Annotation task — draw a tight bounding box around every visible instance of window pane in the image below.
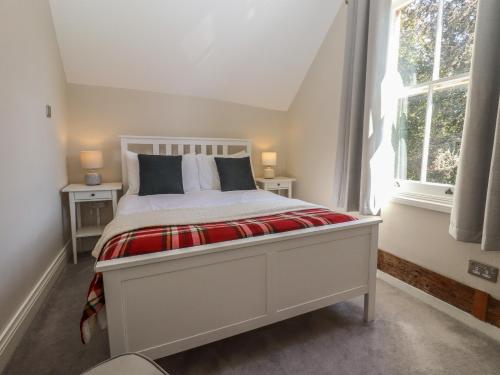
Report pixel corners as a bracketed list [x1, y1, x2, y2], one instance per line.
[398, 0, 438, 86]
[426, 85, 467, 184]
[395, 94, 428, 181]
[440, 0, 478, 78]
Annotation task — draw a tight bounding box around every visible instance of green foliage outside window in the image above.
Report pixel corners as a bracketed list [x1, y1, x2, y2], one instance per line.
[395, 0, 477, 185]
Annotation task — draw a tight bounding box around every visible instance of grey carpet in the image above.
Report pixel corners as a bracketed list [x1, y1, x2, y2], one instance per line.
[3, 253, 500, 375]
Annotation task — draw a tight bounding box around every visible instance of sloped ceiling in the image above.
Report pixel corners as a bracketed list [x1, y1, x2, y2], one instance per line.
[49, 0, 342, 111]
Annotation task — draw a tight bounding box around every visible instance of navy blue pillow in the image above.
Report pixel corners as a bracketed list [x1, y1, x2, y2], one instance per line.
[138, 154, 184, 196]
[215, 156, 256, 191]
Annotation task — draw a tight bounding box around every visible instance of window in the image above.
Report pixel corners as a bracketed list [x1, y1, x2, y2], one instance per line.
[390, 0, 478, 210]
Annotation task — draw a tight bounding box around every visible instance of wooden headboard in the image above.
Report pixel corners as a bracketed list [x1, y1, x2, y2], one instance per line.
[120, 135, 252, 190]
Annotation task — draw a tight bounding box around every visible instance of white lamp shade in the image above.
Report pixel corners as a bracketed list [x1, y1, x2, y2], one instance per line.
[80, 151, 103, 169]
[261, 152, 277, 166]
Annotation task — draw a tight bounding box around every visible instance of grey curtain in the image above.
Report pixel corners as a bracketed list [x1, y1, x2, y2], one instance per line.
[449, 0, 500, 251]
[333, 0, 395, 215]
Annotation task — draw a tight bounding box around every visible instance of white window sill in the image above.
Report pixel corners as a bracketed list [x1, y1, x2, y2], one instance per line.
[390, 192, 453, 214]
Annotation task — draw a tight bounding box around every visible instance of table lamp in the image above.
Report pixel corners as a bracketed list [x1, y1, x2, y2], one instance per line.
[80, 150, 103, 185]
[261, 152, 277, 179]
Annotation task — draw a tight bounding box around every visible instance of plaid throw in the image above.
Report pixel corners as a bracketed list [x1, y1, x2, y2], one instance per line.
[80, 208, 356, 343]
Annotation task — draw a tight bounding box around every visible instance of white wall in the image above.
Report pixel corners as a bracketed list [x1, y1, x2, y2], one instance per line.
[380, 204, 500, 298]
[66, 84, 288, 184]
[286, 5, 348, 207]
[285, 3, 500, 299]
[0, 0, 68, 337]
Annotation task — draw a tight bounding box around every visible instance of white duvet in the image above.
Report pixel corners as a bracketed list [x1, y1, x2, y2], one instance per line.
[92, 190, 319, 258]
[117, 189, 302, 216]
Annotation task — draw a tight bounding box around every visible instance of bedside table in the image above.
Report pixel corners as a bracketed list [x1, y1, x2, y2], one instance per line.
[62, 183, 122, 264]
[255, 177, 296, 198]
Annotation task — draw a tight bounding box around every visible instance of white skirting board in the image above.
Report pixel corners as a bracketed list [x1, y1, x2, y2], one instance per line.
[0, 241, 69, 373]
[377, 270, 500, 343]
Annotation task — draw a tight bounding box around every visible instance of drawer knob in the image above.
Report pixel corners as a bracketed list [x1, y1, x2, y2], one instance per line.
[91, 193, 95, 197]
[277, 183, 281, 186]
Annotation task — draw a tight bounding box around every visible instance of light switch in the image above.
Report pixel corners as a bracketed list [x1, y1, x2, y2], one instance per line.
[46, 105, 52, 118]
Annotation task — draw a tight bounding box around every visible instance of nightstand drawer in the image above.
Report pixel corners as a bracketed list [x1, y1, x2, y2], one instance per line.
[74, 191, 112, 201]
[265, 181, 289, 189]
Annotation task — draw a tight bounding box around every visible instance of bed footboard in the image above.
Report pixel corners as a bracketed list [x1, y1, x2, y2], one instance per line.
[97, 218, 380, 359]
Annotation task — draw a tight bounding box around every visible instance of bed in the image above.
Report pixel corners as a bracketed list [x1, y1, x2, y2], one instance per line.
[89, 135, 381, 360]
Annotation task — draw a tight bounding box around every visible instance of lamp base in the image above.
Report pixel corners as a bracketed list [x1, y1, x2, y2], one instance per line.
[264, 167, 275, 179]
[85, 172, 102, 186]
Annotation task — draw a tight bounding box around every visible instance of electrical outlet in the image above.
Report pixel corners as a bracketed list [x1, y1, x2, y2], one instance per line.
[468, 260, 498, 283]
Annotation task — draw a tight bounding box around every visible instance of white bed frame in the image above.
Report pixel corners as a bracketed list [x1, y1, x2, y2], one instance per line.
[96, 135, 381, 359]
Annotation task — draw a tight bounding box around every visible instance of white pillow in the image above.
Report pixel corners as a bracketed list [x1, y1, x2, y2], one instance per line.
[196, 152, 254, 191]
[125, 152, 201, 194]
[126, 151, 140, 195]
[182, 154, 201, 193]
[196, 154, 221, 190]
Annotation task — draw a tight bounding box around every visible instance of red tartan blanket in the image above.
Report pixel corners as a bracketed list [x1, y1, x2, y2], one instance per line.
[80, 208, 356, 343]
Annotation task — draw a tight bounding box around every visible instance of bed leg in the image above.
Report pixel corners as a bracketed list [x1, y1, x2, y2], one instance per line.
[363, 292, 375, 322]
[364, 224, 378, 323]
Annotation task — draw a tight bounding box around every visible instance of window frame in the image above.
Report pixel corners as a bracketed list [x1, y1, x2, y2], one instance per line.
[389, 0, 475, 212]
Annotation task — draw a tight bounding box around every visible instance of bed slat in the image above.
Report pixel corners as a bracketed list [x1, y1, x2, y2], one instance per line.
[153, 143, 160, 155]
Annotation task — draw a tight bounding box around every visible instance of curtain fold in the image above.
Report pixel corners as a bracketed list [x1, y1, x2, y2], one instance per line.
[449, 0, 500, 251]
[333, 0, 395, 215]
[333, 0, 369, 212]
